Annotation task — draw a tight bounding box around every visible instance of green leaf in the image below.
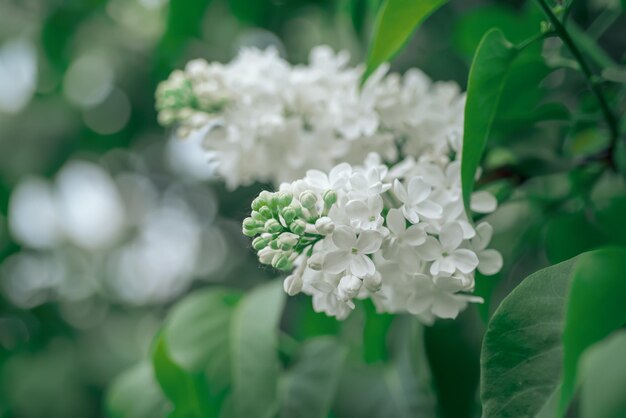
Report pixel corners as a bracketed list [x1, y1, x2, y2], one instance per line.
[334, 318, 436, 418]
[152, 333, 213, 417]
[579, 331, 626, 418]
[363, 0, 447, 81]
[106, 363, 169, 418]
[481, 248, 626, 417]
[279, 337, 347, 418]
[461, 29, 517, 214]
[231, 280, 286, 418]
[162, 288, 239, 413]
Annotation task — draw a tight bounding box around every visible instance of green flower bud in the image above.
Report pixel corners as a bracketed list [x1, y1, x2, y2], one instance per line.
[272, 253, 292, 271]
[242, 227, 260, 237]
[251, 197, 264, 211]
[278, 233, 299, 250]
[299, 191, 318, 209]
[281, 207, 297, 224]
[290, 219, 306, 235]
[252, 236, 269, 251]
[323, 189, 337, 206]
[259, 206, 273, 220]
[251, 210, 264, 221]
[269, 239, 281, 250]
[277, 192, 293, 207]
[265, 219, 282, 234]
[243, 217, 260, 230]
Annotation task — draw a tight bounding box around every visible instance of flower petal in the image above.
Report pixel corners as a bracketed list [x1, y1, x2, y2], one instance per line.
[477, 249, 503, 275]
[350, 254, 375, 277]
[332, 225, 357, 250]
[386, 208, 406, 237]
[345, 199, 369, 222]
[470, 191, 497, 213]
[416, 236, 441, 261]
[407, 176, 430, 204]
[416, 200, 443, 219]
[451, 249, 479, 274]
[439, 222, 464, 251]
[404, 224, 426, 246]
[393, 179, 408, 203]
[356, 230, 383, 254]
[323, 250, 350, 274]
[473, 222, 493, 251]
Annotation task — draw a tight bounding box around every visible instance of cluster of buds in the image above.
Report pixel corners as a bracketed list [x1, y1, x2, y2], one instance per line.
[242, 189, 338, 272]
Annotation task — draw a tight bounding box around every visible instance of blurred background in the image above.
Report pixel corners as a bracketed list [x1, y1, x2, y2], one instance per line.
[0, 0, 624, 417]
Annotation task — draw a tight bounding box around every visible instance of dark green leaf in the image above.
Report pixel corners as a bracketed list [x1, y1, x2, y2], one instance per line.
[481, 248, 626, 417]
[363, 0, 447, 80]
[231, 280, 286, 418]
[279, 337, 347, 418]
[461, 29, 517, 213]
[579, 331, 626, 418]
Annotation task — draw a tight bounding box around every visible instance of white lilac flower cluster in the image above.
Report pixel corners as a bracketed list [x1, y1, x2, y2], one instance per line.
[156, 46, 465, 189]
[243, 153, 502, 322]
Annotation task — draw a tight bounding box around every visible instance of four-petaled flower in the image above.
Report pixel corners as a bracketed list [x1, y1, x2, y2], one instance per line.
[323, 226, 382, 278]
[394, 176, 442, 223]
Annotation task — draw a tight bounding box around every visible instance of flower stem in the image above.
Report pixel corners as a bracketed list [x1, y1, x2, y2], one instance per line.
[533, 0, 620, 165]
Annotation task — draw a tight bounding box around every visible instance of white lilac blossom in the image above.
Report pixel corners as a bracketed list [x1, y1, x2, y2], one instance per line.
[243, 154, 502, 322]
[156, 46, 465, 189]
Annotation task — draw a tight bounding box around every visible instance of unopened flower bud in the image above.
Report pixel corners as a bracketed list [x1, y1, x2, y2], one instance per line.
[299, 191, 318, 209]
[259, 206, 273, 220]
[338, 275, 363, 300]
[281, 207, 297, 224]
[283, 274, 303, 296]
[307, 252, 324, 271]
[363, 273, 382, 293]
[258, 247, 276, 265]
[278, 233, 299, 250]
[323, 189, 337, 206]
[251, 210, 264, 221]
[290, 219, 306, 235]
[277, 192, 293, 208]
[315, 217, 335, 235]
[272, 253, 292, 271]
[265, 219, 282, 234]
[251, 197, 264, 211]
[252, 236, 269, 251]
[242, 217, 260, 230]
[269, 239, 281, 250]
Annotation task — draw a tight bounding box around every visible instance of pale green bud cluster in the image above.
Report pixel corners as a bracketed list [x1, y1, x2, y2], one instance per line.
[155, 71, 227, 129]
[242, 190, 334, 271]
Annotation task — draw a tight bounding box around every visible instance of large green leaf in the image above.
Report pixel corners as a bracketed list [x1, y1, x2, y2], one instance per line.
[152, 334, 213, 417]
[363, 0, 447, 80]
[106, 363, 169, 418]
[579, 331, 626, 418]
[481, 248, 626, 417]
[461, 29, 516, 213]
[279, 337, 347, 418]
[231, 280, 286, 418]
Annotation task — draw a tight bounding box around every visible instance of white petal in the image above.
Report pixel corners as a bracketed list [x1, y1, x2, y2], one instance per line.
[439, 222, 464, 251]
[451, 249, 479, 274]
[478, 249, 503, 275]
[402, 205, 420, 224]
[329, 163, 351, 188]
[473, 222, 493, 251]
[305, 169, 329, 189]
[323, 251, 350, 274]
[386, 208, 406, 237]
[404, 224, 426, 246]
[416, 200, 443, 219]
[407, 176, 430, 204]
[350, 173, 368, 190]
[332, 225, 357, 250]
[434, 257, 456, 276]
[416, 237, 441, 261]
[357, 230, 383, 254]
[350, 254, 375, 277]
[430, 292, 466, 319]
[369, 194, 384, 214]
[393, 179, 408, 203]
[457, 220, 476, 239]
[407, 291, 432, 315]
[346, 199, 369, 222]
[470, 191, 497, 214]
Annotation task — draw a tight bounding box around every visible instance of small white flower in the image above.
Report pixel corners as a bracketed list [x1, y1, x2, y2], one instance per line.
[418, 222, 479, 276]
[337, 274, 363, 301]
[471, 223, 503, 275]
[305, 163, 352, 191]
[323, 226, 382, 278]
[407, 275, 483, 320]
[349, 165, 391, 199]
[345, 195, 384, 232]
[470, 190, 498, 214]
[393, 177, 442, 223]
